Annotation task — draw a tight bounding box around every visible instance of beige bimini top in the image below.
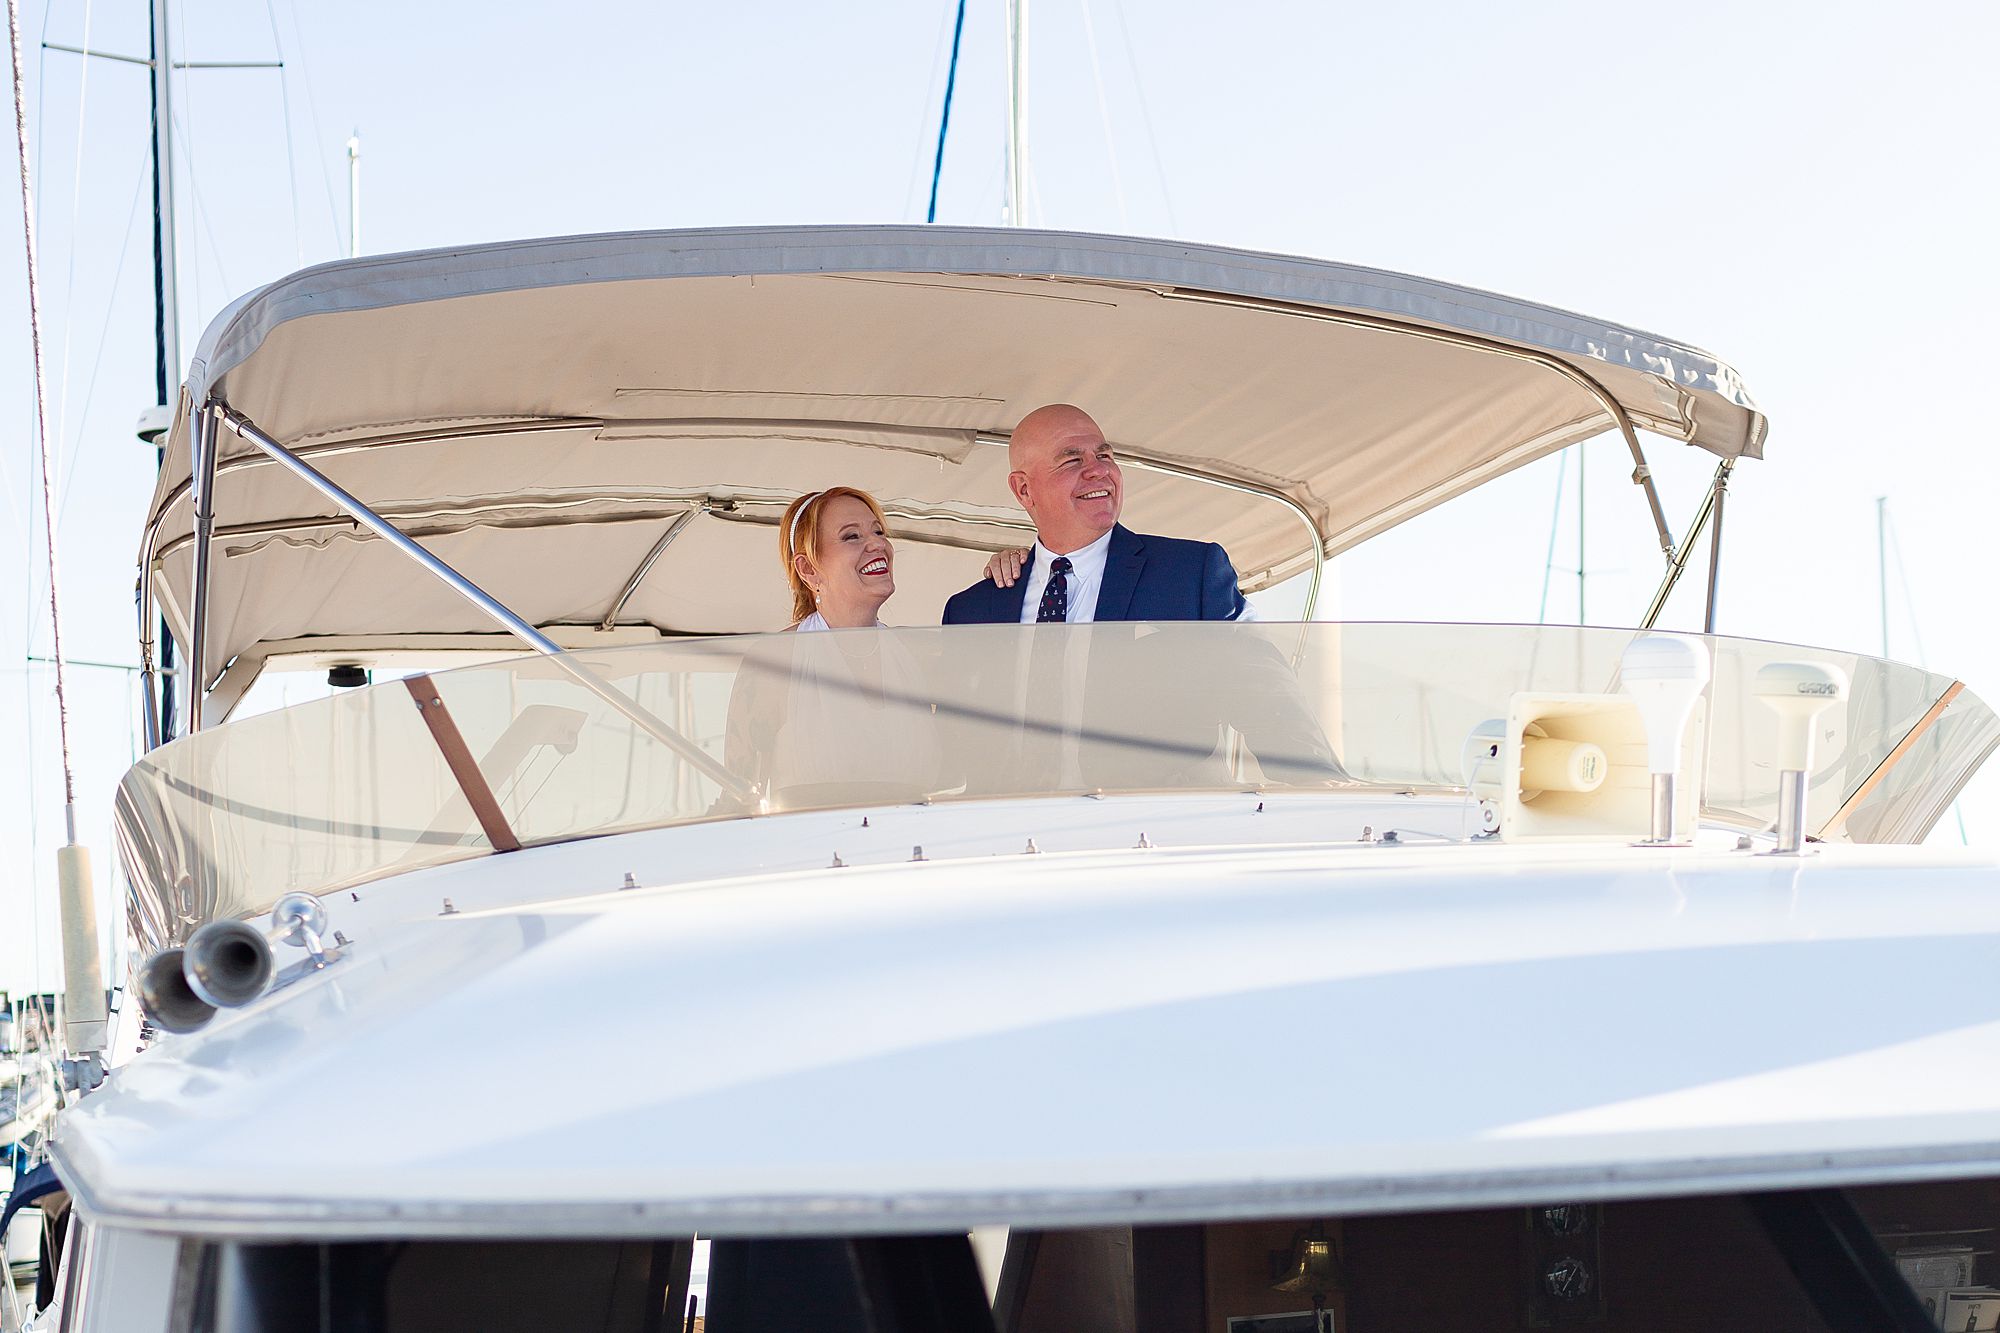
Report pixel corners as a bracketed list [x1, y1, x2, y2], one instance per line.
[140, 225, 1765, 699]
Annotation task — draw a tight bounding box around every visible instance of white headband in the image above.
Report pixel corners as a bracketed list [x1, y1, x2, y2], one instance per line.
[788, 490, 825, 553]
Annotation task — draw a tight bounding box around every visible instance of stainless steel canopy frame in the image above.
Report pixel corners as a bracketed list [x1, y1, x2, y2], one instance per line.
[1155, 288, 1680, 561]
[179, 402, 752, 805]
[1641, 458, 1737, 632]
[134, 275, 1743, 743]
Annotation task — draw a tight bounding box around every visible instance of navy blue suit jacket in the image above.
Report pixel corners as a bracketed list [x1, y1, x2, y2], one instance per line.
[941, 524, 1246, 624]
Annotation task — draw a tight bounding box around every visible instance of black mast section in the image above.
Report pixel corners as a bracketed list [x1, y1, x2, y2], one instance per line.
[148, 3, 175, 739]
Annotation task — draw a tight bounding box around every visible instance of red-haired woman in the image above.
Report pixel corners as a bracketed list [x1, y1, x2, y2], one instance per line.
[778, 486, 897, 630]
[722, 487, 936, 805]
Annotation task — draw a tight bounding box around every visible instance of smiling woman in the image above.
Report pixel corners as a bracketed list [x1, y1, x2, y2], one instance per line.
[781, 487, 898, 630]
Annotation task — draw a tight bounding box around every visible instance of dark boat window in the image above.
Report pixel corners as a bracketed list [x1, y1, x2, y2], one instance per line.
[176, 1238, 692, 1333]
[166, 1181, 2000, 1332]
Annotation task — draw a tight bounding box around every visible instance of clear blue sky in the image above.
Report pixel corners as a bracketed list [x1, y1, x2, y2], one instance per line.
[3, 0, 1997, 988]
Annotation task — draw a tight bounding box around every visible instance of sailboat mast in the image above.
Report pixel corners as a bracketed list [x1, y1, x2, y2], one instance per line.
[1877, 496, 1889, 657]
[1005, 0, 1026, 225]
[346, 130, 360, 256]
[146, 0, 180, 741]
[149, 0, 178, 404]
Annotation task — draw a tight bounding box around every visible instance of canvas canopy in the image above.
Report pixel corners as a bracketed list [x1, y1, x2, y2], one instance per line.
[141, 226, 1766, 701]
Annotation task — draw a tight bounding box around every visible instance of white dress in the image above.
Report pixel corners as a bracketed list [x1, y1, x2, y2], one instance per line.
[735, 614, 938, 803]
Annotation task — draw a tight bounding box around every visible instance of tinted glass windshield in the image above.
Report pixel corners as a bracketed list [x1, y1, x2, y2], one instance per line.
[116, 623, 1995, 933]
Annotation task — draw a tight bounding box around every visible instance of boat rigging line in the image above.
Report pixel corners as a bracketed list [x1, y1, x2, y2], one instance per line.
[9, 0, 70, 844]
[1004, 0, 1026, 224]
[1536, 448, 1567, 623]
[1077, 0, 1129, 229]
[925, 0, 966, 223]
[8, 0, 108, 1082]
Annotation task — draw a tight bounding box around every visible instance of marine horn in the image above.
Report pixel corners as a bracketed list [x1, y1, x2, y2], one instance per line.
[182, 891, 332, 1011]
[183, 918, 275, 1008]
[136, 947, 216, 1034]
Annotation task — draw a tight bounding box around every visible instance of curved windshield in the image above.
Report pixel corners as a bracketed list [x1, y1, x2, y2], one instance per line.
[115, 623, 1996, 937]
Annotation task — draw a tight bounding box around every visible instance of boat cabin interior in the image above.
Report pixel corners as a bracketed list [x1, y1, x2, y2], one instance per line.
[53, 1176, 2000, 1332]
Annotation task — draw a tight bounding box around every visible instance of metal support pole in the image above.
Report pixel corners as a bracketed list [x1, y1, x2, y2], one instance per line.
[1157, 288, 1676, 562]
[1772, 769, 1807, 854]
[214, 406, 752, 800]
[1648, 773, 1677, 844]
[1640, 459, 1733, 630]
[599, 507, 698, 631]
[137, 488, 170, 748]
[137, 591, 160, 748]
[186, 402, 219, 730]
[1703, 462, 1731, 634]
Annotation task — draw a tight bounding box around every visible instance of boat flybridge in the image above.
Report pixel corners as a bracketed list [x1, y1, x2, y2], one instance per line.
[14, 227, 2000, 1332]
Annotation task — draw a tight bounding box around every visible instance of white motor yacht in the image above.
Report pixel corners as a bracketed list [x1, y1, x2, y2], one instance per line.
[11, 227, 1999, 1333]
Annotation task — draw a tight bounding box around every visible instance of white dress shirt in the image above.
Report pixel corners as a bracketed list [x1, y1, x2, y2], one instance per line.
[1017, 528, 1115, 624]
[1014, 527, 1256, 622]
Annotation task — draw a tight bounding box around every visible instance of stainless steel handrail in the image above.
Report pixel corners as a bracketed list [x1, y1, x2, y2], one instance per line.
[209, 404, 753, 802]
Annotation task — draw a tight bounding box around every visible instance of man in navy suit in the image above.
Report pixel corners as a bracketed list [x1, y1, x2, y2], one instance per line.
[942, 404, 1248, 626]
[941, 404, 1343, 786]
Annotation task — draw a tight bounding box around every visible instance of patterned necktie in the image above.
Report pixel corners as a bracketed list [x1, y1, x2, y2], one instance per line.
[1036, 556, 1073, 623]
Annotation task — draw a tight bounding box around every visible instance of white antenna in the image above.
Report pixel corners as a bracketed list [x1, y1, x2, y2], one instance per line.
[1004, 0, 1027, 226]
[346, 129, 361, 257]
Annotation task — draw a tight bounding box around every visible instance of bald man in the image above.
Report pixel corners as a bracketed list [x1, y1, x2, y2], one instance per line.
[942, 404, 1250, 625]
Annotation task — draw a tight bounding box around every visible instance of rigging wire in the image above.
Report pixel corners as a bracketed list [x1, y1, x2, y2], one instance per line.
[924, 0, 967, 224]
[259, 0, 303, 265]
[1104, 0, 1176, 233]
[1885, 509, 1930, 670]
[28, 0, 45, 241]
[1884, 506, 1968, 844]
[54, 143, 149, 524]
[1076, 0, 1128, 228]
[51, 0, 91, 469]
[171, 105, 232, 294]
[277, 0, 343, 253]
[902, 1, 952, 220]
[7, 0, 78, 836]
[1536, 448, 1568, 623]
